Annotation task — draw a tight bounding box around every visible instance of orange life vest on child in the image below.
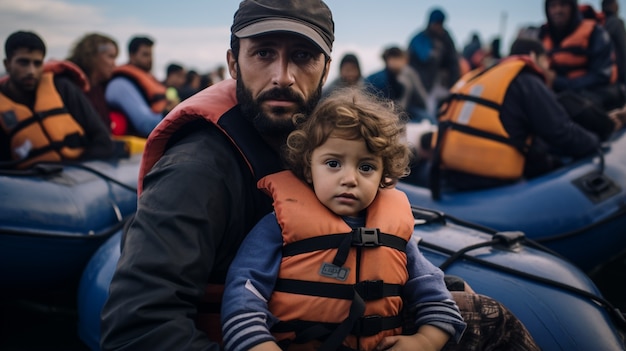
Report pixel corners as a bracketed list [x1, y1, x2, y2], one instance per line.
[434, 57, 537, 181]
[0, 71, 86, 169]
[258, 170, 414, 350]
[542, 19, 618, 83]
[109, 64, 167, 135]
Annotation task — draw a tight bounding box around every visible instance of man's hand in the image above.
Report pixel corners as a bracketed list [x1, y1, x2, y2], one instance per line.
[609, 106, 626, 131]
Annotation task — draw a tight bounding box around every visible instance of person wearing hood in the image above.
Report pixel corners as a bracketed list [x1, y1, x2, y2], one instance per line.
[539, 0, 624, 111]
[602, 0, 626, 85]
[407, 8, 460, 119]
[322, 52, 364, 97]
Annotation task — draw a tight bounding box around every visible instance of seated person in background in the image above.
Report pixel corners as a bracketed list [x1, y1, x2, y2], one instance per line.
[539, 0, 625, 111]
[67, 32, 119, 130]
[322, 53, 364, 97]
[602, 0, 626, 85]
[178, 69, 201, 101]
[0, 31, 113, 169]
[221, 87, 466, 351]
[424, 37, 600, 197]
[105, 36, 166, 137]
[364, 46, 408, 101]
[162, 62, 186, 111]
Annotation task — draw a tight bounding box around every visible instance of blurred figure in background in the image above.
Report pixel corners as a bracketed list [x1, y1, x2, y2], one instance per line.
[179, 69, 201, 101]
[106, 35, 166, 137]
[162, 62, 186, 110]
[421, 38, 601, 196]
[462, 32, 485, 70]
[539, 0, 624, 111]
[67, 32, 119, 129]
[322, 53, 364, 97]
[210, 65, 226, 83]
[365, 46, 408, 101]
[1, 31, 113, 168]
[407, 8, 460, 118]
[602, 0, 626, 85]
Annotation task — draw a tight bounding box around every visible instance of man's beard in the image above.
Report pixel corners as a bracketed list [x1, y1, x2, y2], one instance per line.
[12, 75, 38, 93]
[236, 76, 323, 139]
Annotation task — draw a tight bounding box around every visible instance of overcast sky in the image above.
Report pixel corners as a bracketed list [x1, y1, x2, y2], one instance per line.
[1, 0, 623, 82]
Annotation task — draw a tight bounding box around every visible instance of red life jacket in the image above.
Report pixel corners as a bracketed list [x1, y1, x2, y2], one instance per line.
[258, 170, 414, 350]
[109, 64, 167, 136]
[0, 71, 86, 169]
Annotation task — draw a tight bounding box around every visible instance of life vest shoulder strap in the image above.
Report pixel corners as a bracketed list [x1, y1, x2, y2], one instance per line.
[44, 60, 90, 92]
[112, 64, 166, 109]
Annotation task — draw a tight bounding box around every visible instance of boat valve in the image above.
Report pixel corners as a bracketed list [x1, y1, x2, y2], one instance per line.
[493, 231, 525, 248]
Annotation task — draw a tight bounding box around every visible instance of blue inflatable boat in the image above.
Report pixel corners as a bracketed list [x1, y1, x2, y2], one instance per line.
[77, 206, 626, 351]
[0, 155, 140, 295]
[399, 129, 626, 273]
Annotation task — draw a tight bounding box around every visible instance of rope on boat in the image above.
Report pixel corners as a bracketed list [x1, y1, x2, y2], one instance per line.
[0, 159, 138, 194]
[66, 162, 138, 193]
[411, 206, 626, 331]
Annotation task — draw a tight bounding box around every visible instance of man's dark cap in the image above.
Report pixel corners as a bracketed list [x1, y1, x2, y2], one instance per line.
[231, 0, 334, 56]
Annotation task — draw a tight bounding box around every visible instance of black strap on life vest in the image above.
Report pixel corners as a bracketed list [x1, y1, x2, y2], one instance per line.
[272, 289, 402, 351]
[15, 132, 86, 167]
[272, 312, 403, 344]
[282, 228, 407, 258]
[273, 227, 406, 350]
[439, 120, 528, 152]
[429, 118, 529, 201]
[446, 93, 502, 113]
[274, 279, 402, 301]
[6, 107, 69, 139]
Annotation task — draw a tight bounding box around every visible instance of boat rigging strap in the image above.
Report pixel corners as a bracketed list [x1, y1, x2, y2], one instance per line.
[60, 161, 138, 193]
[0, 159, 137, 193]
[411, 206, 626, 331]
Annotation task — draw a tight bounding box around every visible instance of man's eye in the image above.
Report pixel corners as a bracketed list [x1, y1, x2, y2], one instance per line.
[293, 51, 313, 60]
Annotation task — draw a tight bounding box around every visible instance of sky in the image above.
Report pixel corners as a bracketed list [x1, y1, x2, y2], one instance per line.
[1, 0, 624, 82]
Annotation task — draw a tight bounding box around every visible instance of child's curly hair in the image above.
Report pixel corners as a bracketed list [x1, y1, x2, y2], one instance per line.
[284, 87, 411, 188]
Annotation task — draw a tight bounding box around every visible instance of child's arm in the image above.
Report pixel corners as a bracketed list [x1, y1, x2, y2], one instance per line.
[221, 214, 284, 351]
[401, 237, 467, 342]
[375, 324, 450, 351]
[249, 341, 284, 351]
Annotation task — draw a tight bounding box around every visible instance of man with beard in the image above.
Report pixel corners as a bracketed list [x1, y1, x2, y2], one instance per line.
[0, 30, 113, 169]
[105, 36, 167, 137]
[100, 1, 539, 350]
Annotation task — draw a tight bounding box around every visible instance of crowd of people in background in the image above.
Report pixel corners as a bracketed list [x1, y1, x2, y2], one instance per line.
[1, 0, 624, 349]
[1, 0, 626, 193]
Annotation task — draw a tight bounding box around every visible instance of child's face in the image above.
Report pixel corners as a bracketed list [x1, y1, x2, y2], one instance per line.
[308, 134, 383, 217]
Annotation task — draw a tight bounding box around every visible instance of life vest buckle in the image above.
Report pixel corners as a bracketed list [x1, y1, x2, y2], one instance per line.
[355, 280, 384, 300]
[352, 315, 383, 336]
[352, 227, 381, 247]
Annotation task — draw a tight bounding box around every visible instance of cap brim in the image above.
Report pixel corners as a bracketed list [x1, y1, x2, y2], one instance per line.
[234, 18, 331, 56]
